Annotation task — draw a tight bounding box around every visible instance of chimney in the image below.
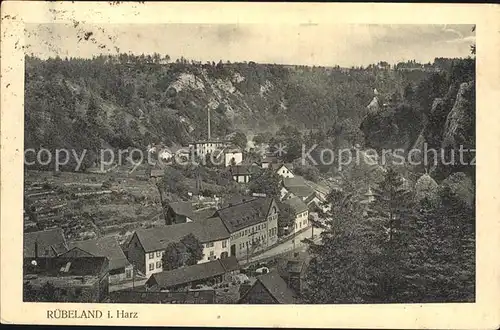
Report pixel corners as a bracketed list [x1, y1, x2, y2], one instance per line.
[34, 240, 38, 258]
[207, 107, 211, 140]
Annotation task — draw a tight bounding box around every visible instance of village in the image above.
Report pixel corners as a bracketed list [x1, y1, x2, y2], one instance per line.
[23, 112, 339, 304]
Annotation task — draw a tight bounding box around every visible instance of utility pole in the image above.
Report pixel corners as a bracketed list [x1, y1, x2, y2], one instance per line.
[207, 107, 211, 140]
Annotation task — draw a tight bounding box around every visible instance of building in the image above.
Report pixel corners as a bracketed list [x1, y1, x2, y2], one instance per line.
[282, 197, 309, 233]
[238, 271, 298, 304]
[145, 256, 240, 291]
[215, 197, 279, 259]
[24, 228, 69, 258]
[272, 163, 294, 178]
[229, 164, 260, 183]
[165, 201, 196, 224]
[281, 177, 316, 202]
[277, 252, 311, 295]
[223, 148, 243, 167]
[188, 139, 230, 160]
[23, 256, 109, 303]
[108, 290, 216, 304]
[61, 236, 133, 284]
[261, 154, 278, 169]
[126, 217, 230, 277]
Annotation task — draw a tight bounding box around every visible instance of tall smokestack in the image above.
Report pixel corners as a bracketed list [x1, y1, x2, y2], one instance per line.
[207, 107, 211, 140]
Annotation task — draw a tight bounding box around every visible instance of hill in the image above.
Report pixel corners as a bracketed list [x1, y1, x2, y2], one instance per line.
[24, 54, 433, 170]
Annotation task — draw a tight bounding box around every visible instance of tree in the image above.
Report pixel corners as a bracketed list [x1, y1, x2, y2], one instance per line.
[248, 169, 281, 199]
[293, 164, 320, 182]
[162, 234, 204, 270]
[232, 131, 247, 150]
[162, 242, 189, 271]
[365, 167, 413, 301]
[180, 233, 204, 265]
[400, 185, 475, 302]
[303, 188, 380, 303]
[277, 201, 295, 236]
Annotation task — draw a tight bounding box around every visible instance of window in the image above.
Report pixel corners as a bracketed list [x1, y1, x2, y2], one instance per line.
[156, 261, 162, 269]
[210, 251, 215, 256]
[156, 251, 161, 257]
[126, 269, 132, 278]
[206, 242, 214, 248]
[149, 263, 154, 271]
[222, 240, 227, 248]
[149, 252, 154, 259]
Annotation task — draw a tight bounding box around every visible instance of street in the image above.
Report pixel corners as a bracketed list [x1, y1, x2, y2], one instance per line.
[246, 226, 324, 264]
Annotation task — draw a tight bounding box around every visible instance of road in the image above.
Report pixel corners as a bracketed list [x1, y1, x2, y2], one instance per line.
[246, 226, 324, 264]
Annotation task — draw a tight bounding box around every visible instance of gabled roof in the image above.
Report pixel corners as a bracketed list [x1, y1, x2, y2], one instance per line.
[66, 236, 130, 270]
[271, 163, 293, 172]
[168, 201, 195, 218]
[108, 290, 216, 304]
[216, 197, 274, 233]
[241, 271, 298, 304]
[283, 196, 308, 214]
[147, 258, 236, 289]
[219, 256, 240, 272]
[24, 228, 68, 258]
[132, 216, 229, 252]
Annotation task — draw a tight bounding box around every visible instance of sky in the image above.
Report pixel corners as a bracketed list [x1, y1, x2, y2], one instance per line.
[25, 23, 475, 67]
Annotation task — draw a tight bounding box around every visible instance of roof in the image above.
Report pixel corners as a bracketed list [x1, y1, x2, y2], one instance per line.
[219, 256, 240, 272]
[262, 155, 278, 163]
[228, 164, 260, 176]
[24, 229, 68, 258]
[285, 185, 315, 199]
[24, 256, 107, 277]
[283, 176, 307, 187]
[283, 196, 308, 214]
[108, 290, 216, 304]
[66, 236, 130, 270]
[270, 163, 293, 172]
[243, 271, 298, 304]
[216, 197, 274, 233]
[169, 201, 217, 221]
[169, 201, 195, 218]
[133, 216, 229, 252]
[147, 258, 232, 289]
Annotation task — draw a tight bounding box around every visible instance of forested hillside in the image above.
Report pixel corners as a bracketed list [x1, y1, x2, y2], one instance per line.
[25, 54, 439, 168]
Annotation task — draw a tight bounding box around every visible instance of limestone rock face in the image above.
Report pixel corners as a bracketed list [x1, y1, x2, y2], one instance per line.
[441, 81, 475, 151]
[440, 172, 474, 208]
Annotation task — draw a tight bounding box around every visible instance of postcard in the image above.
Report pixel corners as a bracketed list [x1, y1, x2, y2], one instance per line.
[1, 1, 499, 328]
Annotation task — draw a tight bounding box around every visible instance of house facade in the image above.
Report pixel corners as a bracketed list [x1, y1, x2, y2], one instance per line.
[224, 149, 243, 167]
[283, 197, 309, 233]
[188, 140, 230, 160]
[126, 217, 230, 278]
[273, 164, 294, 178]
[216, 197, 279, 259]
[229, 165, 259, 183]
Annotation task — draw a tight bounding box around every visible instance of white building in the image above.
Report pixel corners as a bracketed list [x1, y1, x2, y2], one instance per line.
[126, 217, 230, 278]
[188, 140, 230, 160]
[283, 196, 309, 234]
[272, 163, 294, 178]
[224, 148, 243, 167]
